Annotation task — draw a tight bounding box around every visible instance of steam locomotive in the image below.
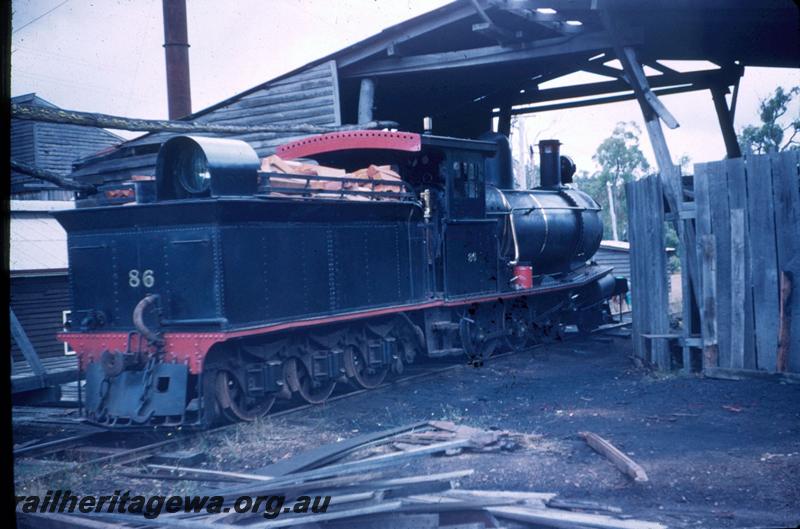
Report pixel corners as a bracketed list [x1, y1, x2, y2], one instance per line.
[55, 130, 626, 428]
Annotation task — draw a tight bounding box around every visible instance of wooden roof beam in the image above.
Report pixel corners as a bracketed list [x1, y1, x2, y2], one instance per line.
[491, 0, 585, 36]
[343, 29, 640, 78]
[582, 62, 626, 80]
[504, 82, 714, 115]
[469, 0, 523, 44]
[513, 66, 741, 106]
[336, 1, 480, 67]
[619, 47, 679, 129]
[644, 61, 680, 76]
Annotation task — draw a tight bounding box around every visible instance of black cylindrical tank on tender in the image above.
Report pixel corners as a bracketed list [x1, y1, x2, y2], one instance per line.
[485, 186, 603, 275]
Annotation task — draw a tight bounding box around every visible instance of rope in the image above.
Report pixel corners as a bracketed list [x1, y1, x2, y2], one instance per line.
[11, 103, 398, 135]
[11, 159, 96, 193]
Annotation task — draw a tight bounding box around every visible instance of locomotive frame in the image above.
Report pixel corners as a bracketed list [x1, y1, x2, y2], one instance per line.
[55, 130, 626, 428]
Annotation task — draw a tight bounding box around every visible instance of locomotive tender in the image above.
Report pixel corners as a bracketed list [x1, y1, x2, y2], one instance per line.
[56, 130, 626, 428]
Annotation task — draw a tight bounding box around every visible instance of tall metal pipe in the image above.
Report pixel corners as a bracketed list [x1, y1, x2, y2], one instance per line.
[162, 0, 192, 119]
[538, 139, 561, 188]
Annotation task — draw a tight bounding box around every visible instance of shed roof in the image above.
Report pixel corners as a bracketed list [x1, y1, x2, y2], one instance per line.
[70, 0, 798, 184]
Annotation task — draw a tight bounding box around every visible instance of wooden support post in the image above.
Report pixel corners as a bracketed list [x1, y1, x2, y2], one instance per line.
[598, 19, 702, 314]
[777, 271, 793, 372]
[729, 76, 740, 122]
[10, 308, 47, 380]
[701, 235, 719, 369]
[729, 208, 746, 369]
[710, 85, 742, 159]
[358, 78, 375, 124]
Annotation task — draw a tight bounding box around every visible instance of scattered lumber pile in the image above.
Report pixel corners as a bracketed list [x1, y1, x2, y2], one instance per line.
[260, 155, 404, 199]
[16, 422, 665, 529]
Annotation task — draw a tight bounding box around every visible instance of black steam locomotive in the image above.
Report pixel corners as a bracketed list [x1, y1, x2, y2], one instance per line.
[56, 130, 626, 428]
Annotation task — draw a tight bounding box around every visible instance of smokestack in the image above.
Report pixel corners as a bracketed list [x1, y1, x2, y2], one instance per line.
[162, 0, 191, 119]
[538, 139, 561, 188]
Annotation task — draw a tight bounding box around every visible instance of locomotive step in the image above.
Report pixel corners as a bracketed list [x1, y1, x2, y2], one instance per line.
[432, 321, 460, 332]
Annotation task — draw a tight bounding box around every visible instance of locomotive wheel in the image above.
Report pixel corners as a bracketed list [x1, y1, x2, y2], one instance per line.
[201, 368, 224, 426]
[285, 358, 335, 404]
[504, 307, 532, 352]
[344, 345, 388, 389]
[215, 370, 275, 423]
[459, 316, 500, 366]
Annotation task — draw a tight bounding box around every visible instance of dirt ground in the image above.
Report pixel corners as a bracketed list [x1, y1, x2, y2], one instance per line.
[17, 334, 800, 528]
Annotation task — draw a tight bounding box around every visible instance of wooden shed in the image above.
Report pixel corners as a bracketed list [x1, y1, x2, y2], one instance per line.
[11, 93, 122, 200]
[10, 200, 73, 362]
[10, 201, 79, 399]
[594, 241, 631, 283]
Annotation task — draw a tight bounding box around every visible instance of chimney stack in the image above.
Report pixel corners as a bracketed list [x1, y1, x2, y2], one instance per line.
[538, 139, 561, 188]
[162, 0, 192, 119]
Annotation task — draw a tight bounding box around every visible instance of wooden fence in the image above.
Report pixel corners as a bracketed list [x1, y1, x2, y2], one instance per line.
[627, 151, 799, 373]
[626, 175, 670, 369]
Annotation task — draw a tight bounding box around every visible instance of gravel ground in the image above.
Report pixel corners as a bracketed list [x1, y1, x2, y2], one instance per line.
[16, 334, 800, 528]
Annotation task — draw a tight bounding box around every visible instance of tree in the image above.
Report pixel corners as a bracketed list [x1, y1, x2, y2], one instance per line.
[574, 122, 650, 241]
[738, 85, 800, 154]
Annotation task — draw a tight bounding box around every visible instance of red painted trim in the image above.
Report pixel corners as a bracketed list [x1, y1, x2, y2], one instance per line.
[57, 332, 224, 375]
[59, 268, 608, 374]
[276, 131, 421, 160]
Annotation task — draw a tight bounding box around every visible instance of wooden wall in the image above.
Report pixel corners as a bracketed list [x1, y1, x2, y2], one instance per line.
[10, 274, 71, 362]
[627, 151, 799, 374]
[694, 151, 800, 373]
[594, 248, 631, 283]
[71, 60, 342, 184]
[625, 175, 671, 369]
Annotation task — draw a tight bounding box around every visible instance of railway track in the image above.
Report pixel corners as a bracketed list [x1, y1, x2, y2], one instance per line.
[13, 360, 468, 483]
[13, 320, 630, 484]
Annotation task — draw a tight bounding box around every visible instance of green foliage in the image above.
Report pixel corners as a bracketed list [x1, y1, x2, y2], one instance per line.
[738, 85, 800, 154]
[574, 122, 651, 240]
[665, 224, 681, 273]
[593, 121, 650, 183]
